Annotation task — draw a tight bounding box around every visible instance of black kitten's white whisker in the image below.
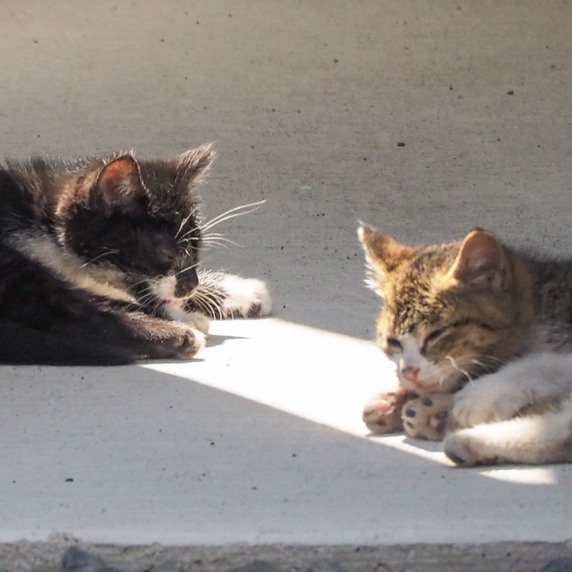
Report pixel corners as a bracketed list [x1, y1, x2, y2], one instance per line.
[200, 200, 266, 233]
[175, 211, 197, 239]
[80, 248, 120, 267]
[202, 235, 242, 248]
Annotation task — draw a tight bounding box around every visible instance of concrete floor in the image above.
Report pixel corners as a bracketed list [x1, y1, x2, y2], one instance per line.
[1, 1, 572, 570]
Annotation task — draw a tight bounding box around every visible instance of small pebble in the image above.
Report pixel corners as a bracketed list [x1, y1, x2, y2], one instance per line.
[307, 561, 348, 572]
[540, 557, 572, 572]
[62, 547, 113, 572]
[224, 561, 282, 572]
[150, 561, 186, 572]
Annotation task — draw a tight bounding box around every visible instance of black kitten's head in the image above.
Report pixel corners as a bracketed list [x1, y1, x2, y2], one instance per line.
[58, 145, 215, 303]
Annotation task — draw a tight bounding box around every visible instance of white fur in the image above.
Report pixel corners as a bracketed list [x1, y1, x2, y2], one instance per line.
[440, 352, 572, 465]
[390, 335, 465, 394]
[151, 276, 211, 333]
[9, 233, 136, 303]
[162, 304, 210, 335]
[192, 327, 208, 351]
[151, 275, 177, 300]
[220, 275, 272, 317]
[445, 395, 572, 465]
[452, 352, 572, 428]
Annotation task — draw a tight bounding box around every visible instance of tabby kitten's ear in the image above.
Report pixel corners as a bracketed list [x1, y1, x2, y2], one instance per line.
[92, 155, 147, 215]
[358, 223, 416, 294]
[175, 144, 216, 186]
[446, 228, 506, 289]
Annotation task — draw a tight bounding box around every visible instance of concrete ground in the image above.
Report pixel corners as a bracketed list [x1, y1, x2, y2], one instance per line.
[1, 1, 572, 570]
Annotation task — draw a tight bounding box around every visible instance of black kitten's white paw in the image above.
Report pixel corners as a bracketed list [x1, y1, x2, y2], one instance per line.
[219, 275, 272, 318]
[162, 303, 211, 335]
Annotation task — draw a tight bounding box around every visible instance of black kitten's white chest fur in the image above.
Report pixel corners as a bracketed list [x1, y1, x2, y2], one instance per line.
[0, 145, 270, 365]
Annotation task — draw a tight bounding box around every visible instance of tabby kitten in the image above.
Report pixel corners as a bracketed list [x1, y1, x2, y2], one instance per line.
[0, 145, 270, 365]
[359, 222, 572, 466]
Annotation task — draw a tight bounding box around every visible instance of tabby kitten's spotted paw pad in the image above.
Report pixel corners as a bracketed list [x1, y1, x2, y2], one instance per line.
[444, 431, 500, 467]
[221, 276, 272, 318]
[363, 391, 406, 434]
[402, 394, 456, 441]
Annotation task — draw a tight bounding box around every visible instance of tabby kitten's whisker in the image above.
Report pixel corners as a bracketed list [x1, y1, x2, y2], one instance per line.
[446, 355, 474, 383]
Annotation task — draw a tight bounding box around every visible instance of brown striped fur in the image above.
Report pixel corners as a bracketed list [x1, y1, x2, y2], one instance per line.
[359, 223, 572, 466]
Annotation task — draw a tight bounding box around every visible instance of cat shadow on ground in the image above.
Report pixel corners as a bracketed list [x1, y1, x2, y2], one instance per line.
[368, 432, 443, 453]
[402, 436, 443, 452]
[207, 333, 248, 348]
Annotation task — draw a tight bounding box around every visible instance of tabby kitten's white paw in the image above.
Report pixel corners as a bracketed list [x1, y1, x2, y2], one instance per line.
[444, 429, 500, 467]
[453, 374, 527, 428]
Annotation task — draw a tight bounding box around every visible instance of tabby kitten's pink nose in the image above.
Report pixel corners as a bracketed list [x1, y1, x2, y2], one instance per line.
[402, 366, 420, 382]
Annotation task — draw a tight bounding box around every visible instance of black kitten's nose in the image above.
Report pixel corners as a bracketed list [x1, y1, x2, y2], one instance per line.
[174, 266, 199, 298]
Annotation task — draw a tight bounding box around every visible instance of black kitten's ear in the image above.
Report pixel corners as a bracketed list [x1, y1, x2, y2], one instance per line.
[358, 223, 416, 294]
[447, 228, 506, 289]
[91, 155, 147, 214]
[176, 144, 216, 186]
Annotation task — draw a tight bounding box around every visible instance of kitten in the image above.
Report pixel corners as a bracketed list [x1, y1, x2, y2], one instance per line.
[0, 145, 270, 365]
[358, 222, 572, 466]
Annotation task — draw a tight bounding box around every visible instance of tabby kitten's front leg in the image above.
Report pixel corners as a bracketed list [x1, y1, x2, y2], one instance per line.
[363, 388, 411, 434]
[363, 389, 458, 440]
[401, 394, 458, 441]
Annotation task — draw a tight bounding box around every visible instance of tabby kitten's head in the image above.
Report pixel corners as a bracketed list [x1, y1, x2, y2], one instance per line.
[56, 145, 215, 304]
[358, 224, 533, 395]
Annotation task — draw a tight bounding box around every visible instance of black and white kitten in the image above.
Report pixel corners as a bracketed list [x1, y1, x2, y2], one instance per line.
[0, 145, 271, 365]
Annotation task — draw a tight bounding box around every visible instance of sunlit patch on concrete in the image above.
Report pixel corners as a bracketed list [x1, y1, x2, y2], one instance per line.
[143, 318, 397, 436]
[143, 318, 560, 484]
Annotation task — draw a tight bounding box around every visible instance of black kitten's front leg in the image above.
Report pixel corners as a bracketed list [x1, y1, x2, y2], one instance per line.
[0, 244, 204, 365]
[185, 270, 272, 320]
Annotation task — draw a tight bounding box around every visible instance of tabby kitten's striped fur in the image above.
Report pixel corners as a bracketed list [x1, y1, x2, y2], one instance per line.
[359, 223, 572, 466]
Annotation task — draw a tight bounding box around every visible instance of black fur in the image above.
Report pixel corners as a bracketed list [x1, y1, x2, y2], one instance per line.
[0, 145, 257, 365]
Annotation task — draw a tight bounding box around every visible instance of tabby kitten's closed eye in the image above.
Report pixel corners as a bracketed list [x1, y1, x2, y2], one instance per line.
[359, 222, 572, 467]
[0, 145, 271, 365]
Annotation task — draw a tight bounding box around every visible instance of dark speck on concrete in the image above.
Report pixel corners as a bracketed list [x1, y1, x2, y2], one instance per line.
[507, 90, 514, 95]
[397, 142, 405, 147]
